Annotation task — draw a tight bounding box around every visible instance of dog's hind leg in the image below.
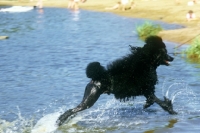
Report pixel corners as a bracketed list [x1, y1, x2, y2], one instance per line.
[57, 81, 103, 126]
[143, 94, 155, 109]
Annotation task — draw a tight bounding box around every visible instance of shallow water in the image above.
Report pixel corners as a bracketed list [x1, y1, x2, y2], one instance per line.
[0, 7, 200, 133]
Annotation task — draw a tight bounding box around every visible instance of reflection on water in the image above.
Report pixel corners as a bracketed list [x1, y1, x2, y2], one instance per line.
[72, 10, 80, 21]
[143, 119, 178, 133]
[0, 7, 200, 133]
[37, 8, 44, 14]
[166, 119, 178, 128]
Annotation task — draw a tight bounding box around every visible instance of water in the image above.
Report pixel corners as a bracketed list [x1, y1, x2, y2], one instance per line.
[0, 7, 200, 133]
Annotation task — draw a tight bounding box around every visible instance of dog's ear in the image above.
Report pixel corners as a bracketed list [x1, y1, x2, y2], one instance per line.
[129, 45, 140, 53]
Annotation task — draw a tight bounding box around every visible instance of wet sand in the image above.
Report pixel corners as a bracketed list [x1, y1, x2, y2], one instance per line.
[1, 0, 200, 45]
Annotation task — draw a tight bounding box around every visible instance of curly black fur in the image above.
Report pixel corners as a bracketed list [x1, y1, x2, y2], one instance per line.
[86, 35, 173, 101]
[57, 35, 176, 126]
[86, 62, 106, 81]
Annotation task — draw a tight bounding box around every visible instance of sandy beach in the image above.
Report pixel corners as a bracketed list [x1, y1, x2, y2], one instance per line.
[1, 0, 200, 45]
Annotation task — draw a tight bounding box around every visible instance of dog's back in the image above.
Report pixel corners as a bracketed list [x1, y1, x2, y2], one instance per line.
[107, 46, 158, 101]
[86, 46, 158, 101]
[86, 36, 172, 101]
[57, 36, 176, 126]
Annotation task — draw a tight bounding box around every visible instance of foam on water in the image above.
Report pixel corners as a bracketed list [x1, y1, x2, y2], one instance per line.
[161, 78, 200, 116]
[1, 95, 200, 133]
[31, 112, 61, 133]
[1, 80, 199, 133]
[0, 6, 33, 13]
[0, 106, 34, 133]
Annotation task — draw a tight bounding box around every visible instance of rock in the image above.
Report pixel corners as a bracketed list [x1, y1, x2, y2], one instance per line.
[0, 36, 9, 40]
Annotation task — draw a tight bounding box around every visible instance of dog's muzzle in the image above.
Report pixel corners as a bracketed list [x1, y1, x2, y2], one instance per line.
[162, 54, 174, 66]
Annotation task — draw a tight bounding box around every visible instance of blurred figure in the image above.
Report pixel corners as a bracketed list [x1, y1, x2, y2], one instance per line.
[121, 0, 129, 11]
[105, 0, 136, 11]
[68, 0, 74, 9]
[35, 0, 43, 9]
[188, 0, 198, 6]
[81, 0, 87, 3]
[175, 0, 180, 4]
[38, 8, 44, 14]
[188, 1, 195, 6]
[105, 1, 121, 10]
[186, 10, 196, 21]
[130, 0, 136, 9]
[68, 0, 86, 10]
[127, 0, 136, 10]
[74, 0, 80, 10]
[193, 0, 197, 4]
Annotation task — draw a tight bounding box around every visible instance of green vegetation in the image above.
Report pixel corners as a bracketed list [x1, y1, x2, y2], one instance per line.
[136, 21, 162, 40]
[185, 37, 200, 62]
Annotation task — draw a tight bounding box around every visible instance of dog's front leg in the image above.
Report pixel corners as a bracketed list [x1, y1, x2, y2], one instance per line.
[152, 94, 177, 114]
[57, 81, 103, 126]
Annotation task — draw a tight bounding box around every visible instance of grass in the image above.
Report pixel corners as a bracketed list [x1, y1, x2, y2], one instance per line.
[1, 0, 200, 45]
[136, 21, 162, 41]
[186, 37, 200, 61]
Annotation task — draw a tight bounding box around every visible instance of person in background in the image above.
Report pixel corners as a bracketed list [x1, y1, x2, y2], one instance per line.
[69, 0, 86, 10]
[130, 0, 136, 9]
[105, 0, 134, 11]
[73, 0, 80, 10]
[105, 1, 121, 10]
[35, 0, 43, 9]
[121, 0, 129, 11]
[68, 0, 74, 9]
[127, 0, 136, 10]
[186, 10, 196, 21]
[193, 0, 197, 4]
[175, 0, 180, 4]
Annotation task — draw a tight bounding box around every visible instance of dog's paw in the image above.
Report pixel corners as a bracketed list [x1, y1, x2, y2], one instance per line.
[56, 119, 62, 126]
[163, 96, 177, 115]
[56, 109, 73, 126]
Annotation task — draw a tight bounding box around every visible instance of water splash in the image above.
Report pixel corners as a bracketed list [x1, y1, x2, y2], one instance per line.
[31, 112, 61, 133]
[0, 102, 66, 133]
[162, 78, 185, 100]
[161, 78, 200, 114]
[0, 106, 35, 133]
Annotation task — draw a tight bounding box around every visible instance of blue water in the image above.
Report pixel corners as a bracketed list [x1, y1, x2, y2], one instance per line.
[0, 7, 200, 133]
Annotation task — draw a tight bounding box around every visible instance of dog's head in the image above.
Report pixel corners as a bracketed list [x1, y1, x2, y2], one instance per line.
[144, 35, 174, 66]
[158, 48, 174, 66]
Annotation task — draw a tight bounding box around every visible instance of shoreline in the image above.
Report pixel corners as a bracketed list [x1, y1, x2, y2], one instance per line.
[1, 0, 200, 45]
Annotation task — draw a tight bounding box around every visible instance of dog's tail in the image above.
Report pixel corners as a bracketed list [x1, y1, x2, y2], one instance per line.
[86, 62, 107, 81]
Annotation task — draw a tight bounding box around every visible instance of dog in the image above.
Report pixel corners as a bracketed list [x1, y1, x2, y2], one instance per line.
[56, 35, 177, 126]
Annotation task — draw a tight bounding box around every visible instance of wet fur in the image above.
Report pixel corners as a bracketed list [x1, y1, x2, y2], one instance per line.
[57, 36, 177, 126]
[87, 36, 170, 101]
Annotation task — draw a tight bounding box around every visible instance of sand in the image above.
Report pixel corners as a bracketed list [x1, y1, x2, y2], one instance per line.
[1, 0, 200, 45]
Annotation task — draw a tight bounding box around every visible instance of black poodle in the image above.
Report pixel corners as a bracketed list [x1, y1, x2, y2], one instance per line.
[57, 35, 177, 126]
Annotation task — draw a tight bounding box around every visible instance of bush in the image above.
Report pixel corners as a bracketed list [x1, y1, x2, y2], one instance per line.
[185, 37, 200, 62]
[136, 21, 162, 40]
